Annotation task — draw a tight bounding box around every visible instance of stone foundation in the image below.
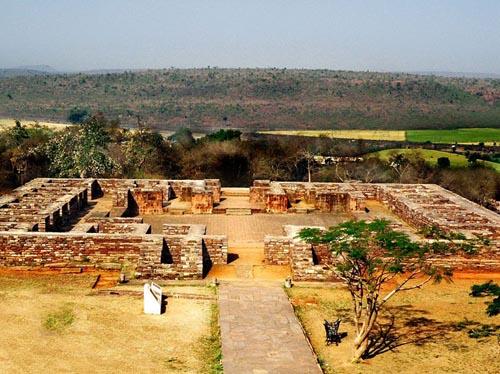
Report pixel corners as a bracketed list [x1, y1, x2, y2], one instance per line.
[265, 223, 500, 281]
[1, 178, 498, 279]
[264, 225, 338, 281]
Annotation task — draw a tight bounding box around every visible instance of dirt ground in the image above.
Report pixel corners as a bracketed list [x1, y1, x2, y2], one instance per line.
[207, 243, 292, 281]
[0, 272, 216, 373]
[0, 187, 13, 196]
[287, 275, 500, 374]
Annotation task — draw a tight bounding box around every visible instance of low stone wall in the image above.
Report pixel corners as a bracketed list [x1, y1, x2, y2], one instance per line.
[0, 231, 207, 280]
[314, 192, 350, 212]
[265, 224, 500, 280]
[202, 235, 228, 265]
[251, 180, 371, 213]
[425, 254, 500, 272]
[191, 190, 214, 214]
[162, 224, 192, 235]
[85, 217, 144, 224]
[130, 189, 164, 215]
[205, 179, 222, 203]
[96, 179, 217, 215]
[264, 236, 293, 265]
[291, 241, 337, 281]
[0, 231, 156, 268]
[155, 236, 203, 279]
[266, 193, 288, 213]
[263, 235, 337, 281]
[249, 186, 269, 204]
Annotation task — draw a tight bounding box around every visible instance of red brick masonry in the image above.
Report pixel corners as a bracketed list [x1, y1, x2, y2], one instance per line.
[0, 178, 498, 280]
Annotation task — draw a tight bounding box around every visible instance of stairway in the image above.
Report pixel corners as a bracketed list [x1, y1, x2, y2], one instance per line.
[165, 207, 186, 215]
[221, 187, 250, 197]
[226, 207, 252, 215]
[219, 187, 252, 215]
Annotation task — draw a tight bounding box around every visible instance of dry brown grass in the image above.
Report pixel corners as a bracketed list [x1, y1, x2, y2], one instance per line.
[288, 275, 500, 374]
[258, 129, 406, 141]
[0, 272, 215, 373]
[0, 118, 71, 131]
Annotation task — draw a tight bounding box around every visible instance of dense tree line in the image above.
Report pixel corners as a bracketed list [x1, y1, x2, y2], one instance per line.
[0, 115, 499, 209]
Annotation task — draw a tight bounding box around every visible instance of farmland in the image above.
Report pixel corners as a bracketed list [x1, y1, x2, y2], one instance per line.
[1, 68, 500, 131]
[371, 148, 500, 172]
[406, 128, 500, 144]
[259, 128, 500, 144]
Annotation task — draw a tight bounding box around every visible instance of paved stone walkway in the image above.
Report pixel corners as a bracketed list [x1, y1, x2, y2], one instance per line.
[218, 282, 321, 374]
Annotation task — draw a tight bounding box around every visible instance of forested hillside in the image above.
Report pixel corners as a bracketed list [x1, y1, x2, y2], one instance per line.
[1, 68, 499, 131]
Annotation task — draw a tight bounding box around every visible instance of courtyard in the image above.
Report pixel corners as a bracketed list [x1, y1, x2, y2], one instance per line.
[0, 270, 219, 373]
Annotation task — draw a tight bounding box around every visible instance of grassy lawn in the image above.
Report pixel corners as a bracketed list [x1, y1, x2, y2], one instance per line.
[372, 148, 500, 172]
[407, 128, 500, 144]
[0, 271, 219, 373]
[258, 130, 406, 141]
[287, 276, 500, 374]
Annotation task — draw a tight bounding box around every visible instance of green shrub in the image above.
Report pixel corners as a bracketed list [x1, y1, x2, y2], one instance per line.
[43, 305, 76, 332]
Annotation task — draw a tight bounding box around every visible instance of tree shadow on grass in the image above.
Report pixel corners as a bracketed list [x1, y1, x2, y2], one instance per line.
[362, 304, 463, 359]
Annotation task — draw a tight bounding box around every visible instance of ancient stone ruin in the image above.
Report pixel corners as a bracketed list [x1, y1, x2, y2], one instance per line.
[0, 178, 498, 280]
[0, 178, 227, 279]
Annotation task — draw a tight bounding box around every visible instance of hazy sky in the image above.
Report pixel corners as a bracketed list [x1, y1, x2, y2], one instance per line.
[1, 0, 500, 73]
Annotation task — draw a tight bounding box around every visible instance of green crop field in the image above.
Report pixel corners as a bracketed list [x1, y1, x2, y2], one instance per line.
[406, 128, 500, 144]
[371, 148, 500, 172]
[260, 128, 500, 144]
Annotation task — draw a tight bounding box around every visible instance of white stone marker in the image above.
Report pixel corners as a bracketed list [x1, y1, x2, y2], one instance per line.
[144, 282, 163, 315]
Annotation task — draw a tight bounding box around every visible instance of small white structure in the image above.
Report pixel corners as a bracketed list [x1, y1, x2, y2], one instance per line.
[144, 282, 163, 315]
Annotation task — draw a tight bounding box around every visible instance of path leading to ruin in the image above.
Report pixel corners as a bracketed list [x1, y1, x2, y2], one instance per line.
[218, 281, 321, 374]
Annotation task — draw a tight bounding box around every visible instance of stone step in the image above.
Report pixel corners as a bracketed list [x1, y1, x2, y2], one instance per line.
[221, 187, 250, 197]
[226, 208, 252, 215]
[166, 208, 186, 215]
[289, 207, 314, 214]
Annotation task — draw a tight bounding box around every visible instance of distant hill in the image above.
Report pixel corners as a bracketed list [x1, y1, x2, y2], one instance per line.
[0, 68, 499, 131]
[409, 71, 500, 79]
[0, 65, 59, 78]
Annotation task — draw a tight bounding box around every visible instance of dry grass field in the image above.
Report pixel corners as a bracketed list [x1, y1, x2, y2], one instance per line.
[0, 118, 71, 131]
[287, 275, 500, 374]
[259, 129, 406, 141]
[0, 271, 219, 373]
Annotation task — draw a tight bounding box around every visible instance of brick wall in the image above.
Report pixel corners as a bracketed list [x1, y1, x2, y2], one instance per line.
[264, 236, 293, 265]
[264, 226, 500, 280]
[130, 189, 164, 215]
[314, 192, 350, 212]
[202, 235, 228, 265]
[191, 190, 214, 214]
[0, 231, 207, 280]
[265, 193, 288, 213]
[291, 241, 337, 281]
[249, 186, 270, 204]
[263, 235, 337, 281]
[162, 224, 192, 235]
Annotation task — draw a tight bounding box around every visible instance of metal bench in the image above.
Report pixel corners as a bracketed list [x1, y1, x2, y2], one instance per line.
[324, 318, 341, 345]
